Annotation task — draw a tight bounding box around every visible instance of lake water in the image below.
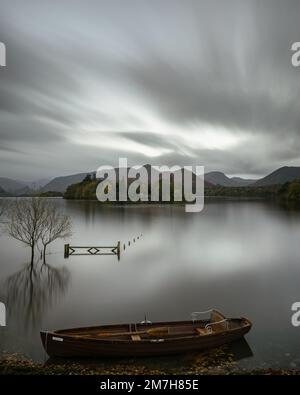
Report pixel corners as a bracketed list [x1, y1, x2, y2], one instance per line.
[1, 198, 300, 370]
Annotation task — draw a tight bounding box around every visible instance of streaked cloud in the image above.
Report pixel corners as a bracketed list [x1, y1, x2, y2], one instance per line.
[0, 0, 300, 180]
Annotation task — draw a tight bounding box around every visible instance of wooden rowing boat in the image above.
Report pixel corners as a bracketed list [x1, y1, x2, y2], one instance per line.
[40, 309, 252, 358]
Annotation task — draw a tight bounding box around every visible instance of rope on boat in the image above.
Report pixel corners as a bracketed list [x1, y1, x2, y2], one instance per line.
[191, 309, 213, 322]
[205, 319, 229, 332]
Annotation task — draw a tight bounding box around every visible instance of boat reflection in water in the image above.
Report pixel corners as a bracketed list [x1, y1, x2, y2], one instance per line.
[4, 261, 70, 331]
[228, 337, 253, 360]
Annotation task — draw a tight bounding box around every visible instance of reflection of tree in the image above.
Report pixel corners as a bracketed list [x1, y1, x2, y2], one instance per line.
[4, 261, 70, 331]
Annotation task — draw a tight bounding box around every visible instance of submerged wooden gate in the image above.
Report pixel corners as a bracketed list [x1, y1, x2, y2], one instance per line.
[64, 241, 121, 260]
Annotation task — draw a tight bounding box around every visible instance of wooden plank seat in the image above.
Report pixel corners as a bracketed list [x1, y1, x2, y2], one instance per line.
[168, 325, 194, 334]
[196, 327, 210, 335]
[131, 334, 141, 341]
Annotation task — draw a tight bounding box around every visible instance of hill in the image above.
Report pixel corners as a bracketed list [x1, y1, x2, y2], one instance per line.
[64, 167, 214, 201]
[0, 177, 27, 194]
[40, 173, 90, 193]
[230, 177, 256, 187]
[205, 171, 255, 187]
[0, 185, 9, 197]
[6, 166, 300, 195]
[254, 167, 300, 186]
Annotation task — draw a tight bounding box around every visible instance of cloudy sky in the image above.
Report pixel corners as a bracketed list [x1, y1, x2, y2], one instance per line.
[0, 0, 300, 181]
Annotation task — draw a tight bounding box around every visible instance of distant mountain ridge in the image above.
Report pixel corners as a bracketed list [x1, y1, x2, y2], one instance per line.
[64, 166, 214, 200]
[0, 185, 9, 197]
[205, 171, 255, 187]
[27, 178, 51, 190]
[3, 166, 300, 195]
[230, 177, 256, 186]
[0, 177, 27, 194]
[40, 167, 214, 193]
[40, 173, 90, 193]
[254, 167, 300, 186]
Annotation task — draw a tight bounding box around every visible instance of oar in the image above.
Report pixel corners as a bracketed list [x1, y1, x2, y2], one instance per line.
[70, 327, 171, 338]
[96, 327, 170, 337]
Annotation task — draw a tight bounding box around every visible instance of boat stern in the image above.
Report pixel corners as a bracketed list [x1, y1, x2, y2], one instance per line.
[240, 316, 252, 333]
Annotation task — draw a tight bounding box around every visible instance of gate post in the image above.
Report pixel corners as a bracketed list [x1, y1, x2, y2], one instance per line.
[64, 244, 70, 258]
[117, 241, 121, 261]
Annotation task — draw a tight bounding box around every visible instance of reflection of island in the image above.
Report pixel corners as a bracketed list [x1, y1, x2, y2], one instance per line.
[4, 262, 70, 331]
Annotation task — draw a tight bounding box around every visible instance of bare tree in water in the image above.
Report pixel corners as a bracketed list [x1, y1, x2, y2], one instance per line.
[5, 198, 72, 264]
[0, 202, 4, 218]
[0, 200, 6, 224]
[5, 198, 49, 264]
[0, 202, 5, 237]
[40, 204, 72, 263]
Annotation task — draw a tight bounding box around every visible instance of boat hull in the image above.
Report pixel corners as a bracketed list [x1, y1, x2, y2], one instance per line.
[41, 318, 251, 358]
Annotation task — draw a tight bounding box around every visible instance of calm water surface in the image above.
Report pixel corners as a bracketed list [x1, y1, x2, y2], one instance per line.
[1, 198, 300, 369]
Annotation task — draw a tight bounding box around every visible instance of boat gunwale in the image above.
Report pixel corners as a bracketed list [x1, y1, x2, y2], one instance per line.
[41, 317, 252, 344]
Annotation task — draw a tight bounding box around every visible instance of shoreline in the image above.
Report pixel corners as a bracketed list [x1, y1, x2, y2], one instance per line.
[1, 353, 299, 376]
[1, 358, 299, 376]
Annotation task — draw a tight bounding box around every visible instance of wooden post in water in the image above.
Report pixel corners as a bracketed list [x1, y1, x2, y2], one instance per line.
[64, 244, 69, 258]
[117, 241, 121, 261]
